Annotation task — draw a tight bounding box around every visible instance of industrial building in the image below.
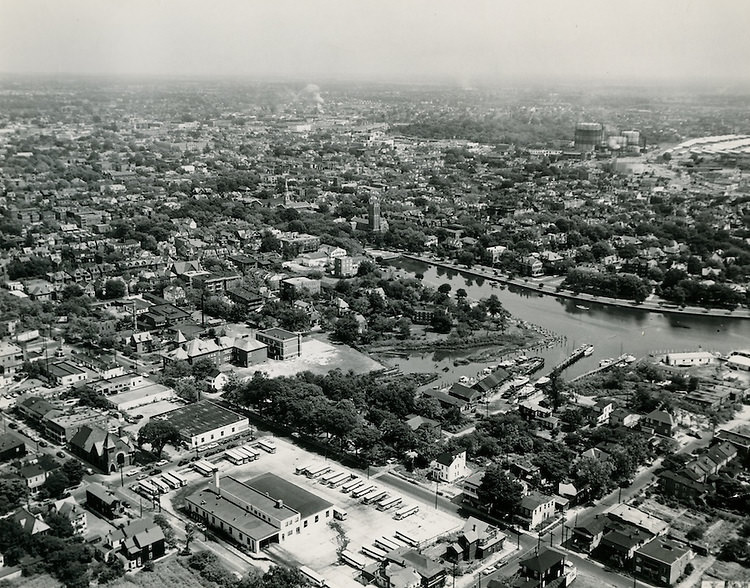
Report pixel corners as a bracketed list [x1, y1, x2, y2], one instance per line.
[160, 400, 250, 448]
[185, 472, 333, 554]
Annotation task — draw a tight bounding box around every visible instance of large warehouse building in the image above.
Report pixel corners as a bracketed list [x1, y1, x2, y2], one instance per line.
[160, 400, 250, 448]
[185, 472, 333, 554]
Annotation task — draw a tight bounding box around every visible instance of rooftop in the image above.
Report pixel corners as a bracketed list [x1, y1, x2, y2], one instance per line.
[245, 472, 332, 519]
[162, 400, 246, 437]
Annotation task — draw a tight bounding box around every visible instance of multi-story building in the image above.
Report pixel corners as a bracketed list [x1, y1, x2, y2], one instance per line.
[517, 492, 556, 530]
[161, 400, 250, 449]
[432, 450, 466, 483]
[634, 539, 691, 587]
[255, 328, 302, 360]
[0, 341, 23, 383]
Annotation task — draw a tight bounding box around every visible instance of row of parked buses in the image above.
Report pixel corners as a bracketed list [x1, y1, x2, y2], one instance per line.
[350, 530, 422, 566]
[135, 471, 187, 497]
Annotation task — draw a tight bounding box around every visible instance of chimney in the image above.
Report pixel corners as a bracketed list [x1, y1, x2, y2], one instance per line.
[213, 470, 220, 494]
[276, 499, 284, 509]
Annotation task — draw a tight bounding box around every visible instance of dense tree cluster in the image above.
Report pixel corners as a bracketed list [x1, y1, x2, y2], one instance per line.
[563, 268, 651, 303]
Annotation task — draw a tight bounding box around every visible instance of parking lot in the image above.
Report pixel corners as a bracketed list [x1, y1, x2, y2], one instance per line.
[159, 434, 462, 587]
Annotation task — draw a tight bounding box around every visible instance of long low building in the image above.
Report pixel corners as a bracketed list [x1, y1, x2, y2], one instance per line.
[160, 400, 250, 448]
[185, 472, 333, 554]
[106, 381, 176, 413]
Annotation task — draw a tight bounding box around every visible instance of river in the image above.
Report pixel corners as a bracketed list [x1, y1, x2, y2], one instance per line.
[386, 258, 750, 382]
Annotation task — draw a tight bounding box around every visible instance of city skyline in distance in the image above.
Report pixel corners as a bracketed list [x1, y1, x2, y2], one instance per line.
[1, 0, 749, 87]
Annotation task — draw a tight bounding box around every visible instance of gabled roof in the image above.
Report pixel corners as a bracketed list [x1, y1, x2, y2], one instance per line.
[70, 425, 132, 458]
[519, 548, 564, 573]
[12, 507, 50, 535]
[435, 450, 464, 467]
[644, 410, 675, 426]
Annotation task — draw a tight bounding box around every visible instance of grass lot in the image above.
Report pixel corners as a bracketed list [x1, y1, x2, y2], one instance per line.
[703, 559, 750, 582]
[109, 555, 208, 588]
[3, 575, 63, 588]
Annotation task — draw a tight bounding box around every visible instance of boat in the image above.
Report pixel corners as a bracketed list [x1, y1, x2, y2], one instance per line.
[622, 354, 637, 364]
[576, 305, 590, 311]
[583, 345, 595, 357]
[599, 358, 615, 368]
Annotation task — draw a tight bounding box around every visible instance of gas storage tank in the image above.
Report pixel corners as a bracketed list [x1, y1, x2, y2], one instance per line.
[574, 122, 603, 151]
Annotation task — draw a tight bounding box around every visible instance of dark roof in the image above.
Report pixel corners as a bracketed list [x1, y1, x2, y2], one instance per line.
[245, 472, 332, 519]
[636, 538, 689, 565]
[257, 328, 298, 341]
[473, 368, 510, 393]
[162, 400, 246, 437]
[86, 483, 120, 506]
[519, 548, 565, 573]
[385, 548, 445, 579]
[436, 450, 463, 467]
[601, 528, 651, 550]
[0, 434, 24, 454]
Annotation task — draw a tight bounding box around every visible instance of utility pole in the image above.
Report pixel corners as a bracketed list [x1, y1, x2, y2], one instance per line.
[119, 463, 124, 488]
[435, 478, 440, 510]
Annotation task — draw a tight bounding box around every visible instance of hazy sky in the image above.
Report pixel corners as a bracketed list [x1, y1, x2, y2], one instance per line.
[1, 0, 749, 84]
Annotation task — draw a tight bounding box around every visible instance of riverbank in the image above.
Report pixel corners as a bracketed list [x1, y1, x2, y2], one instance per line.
[402, 254, 750, 320]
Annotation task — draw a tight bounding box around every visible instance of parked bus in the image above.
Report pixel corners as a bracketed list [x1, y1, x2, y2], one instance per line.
[341, 478, 362, 493]
[232, 447, 256, 462]
[239, 446, 260, 459]
[332, 507, 347, 521]
[326, 472, 349, 487]
[374, 536, 401, 552]
[340, 549, 367, 570]
[193, 460, 216, 477]
[150, 478, 170, 494]
[361, 545, 388, 561]
[320, 470, 340, 484]
[377, 496, 402, 511]
[351, 485, 375, 499]
[328, 474, 352, 488]
[394, 505, 419, 521]
[298, 566, 327, 587]
[169, 471, 188, 486]
[256, 439, 276, 453]
[295, 464, 312, 476]
[158, 475, 179, 490]
[394, 529, 420, 546]
[138, 481, 158, 496]
[306, 465, 331, 479]
[362, 490, 387, 504]
[224, 448, 247, 465]
[163, 471, 186, 488]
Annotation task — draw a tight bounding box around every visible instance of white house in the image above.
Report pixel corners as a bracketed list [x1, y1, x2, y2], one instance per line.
[432, 450, 467, 483]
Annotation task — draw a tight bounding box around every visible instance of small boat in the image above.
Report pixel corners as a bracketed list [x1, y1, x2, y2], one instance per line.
[599, 358, 615, 368]
[622, 354, 637, 364]
[576, 304, 590, 311]
[583, 345, 595, 357]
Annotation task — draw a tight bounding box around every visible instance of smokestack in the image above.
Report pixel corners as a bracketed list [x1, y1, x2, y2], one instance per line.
[213, 470, 220, 494]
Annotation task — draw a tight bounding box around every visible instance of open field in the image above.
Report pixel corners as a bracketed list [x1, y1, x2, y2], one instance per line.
[2, 574, 63, 588]
[165, 434, 463, 588]
[233, 334, 384, 379]
[703, 559, 750, 583]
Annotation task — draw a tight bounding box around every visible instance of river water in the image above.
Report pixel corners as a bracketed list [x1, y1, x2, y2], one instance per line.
[387, 258, 750, 382]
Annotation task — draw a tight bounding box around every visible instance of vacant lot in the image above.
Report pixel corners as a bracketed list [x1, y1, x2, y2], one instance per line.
[110, 555, 207, 588]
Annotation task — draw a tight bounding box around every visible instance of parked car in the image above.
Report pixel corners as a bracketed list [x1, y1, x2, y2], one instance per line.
[38, 441, 48, 447]
[155, 459, 169, 467]
[149, 468, 162, 476]
[178, 459, 189, 466]
[136, 473, 149, 481]
[8, 422, 17, 429]
[56, 451, 66, 458]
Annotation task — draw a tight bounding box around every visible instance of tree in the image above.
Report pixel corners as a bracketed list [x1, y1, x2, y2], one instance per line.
[457, 251, 475, 267]
[575, 456, 615, 499]
[191, 358, 216, 381]
[239, 565, 309, 588]
[153, 514, 176, 548]
[0, 479, 28, 515]
[438, 283, 452, 295]
[476, 465, 524, 517]
[430, 310, 452, 334]
[103, 278, 126, 299]
[185, 522, 197, 553]
[396, 317, 411, 339]
[45, 510, 75, 537]
[62, 460, 85, 486]
[456, 288, 468, 299]
[42, 470, 71, 499]
[333, 315, 360, 345]
[138, 420, 181, 458]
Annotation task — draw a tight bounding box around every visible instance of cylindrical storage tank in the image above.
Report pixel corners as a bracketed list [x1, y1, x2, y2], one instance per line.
[622, 130, 641, 146]
[574, 123, 603, 151]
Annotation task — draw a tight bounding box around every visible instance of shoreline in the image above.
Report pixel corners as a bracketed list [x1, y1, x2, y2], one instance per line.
[401, 254, 750, 321]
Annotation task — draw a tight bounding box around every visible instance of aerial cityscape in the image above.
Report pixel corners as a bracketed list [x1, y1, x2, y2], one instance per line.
[0, 1, 749, 588]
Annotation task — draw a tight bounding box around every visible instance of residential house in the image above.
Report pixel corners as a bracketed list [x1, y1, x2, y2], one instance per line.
[590, 400, 614, 426]
[51, 497, 88, 536]
[280, 276, 321, 300]
[448, 516, 506, 561]
[18, 461, 57, 494]
[516, 548, 569, 588]
[0, 434, 26, 462]
[598, 526, 653, 568]
[633, 539, 691, 587]
[128, 332, 154, 353]
[383, 548, 447, 588]
[86, 483, 124, 519]
[432, 450, 466, 483]
[105, 517, 166, 570]
[571, 515, 607, 553]
[517, 492, 556, 530]
[12, 507, 50, 536]
[640, 410, 676, 437]
[0, 341, 23, 381]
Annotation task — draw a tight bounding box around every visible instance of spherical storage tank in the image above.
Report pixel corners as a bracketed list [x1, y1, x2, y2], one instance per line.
[574, 122, 603, 151]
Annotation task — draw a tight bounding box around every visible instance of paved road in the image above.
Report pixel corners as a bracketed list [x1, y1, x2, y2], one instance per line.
[378, 471, 460, 514]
